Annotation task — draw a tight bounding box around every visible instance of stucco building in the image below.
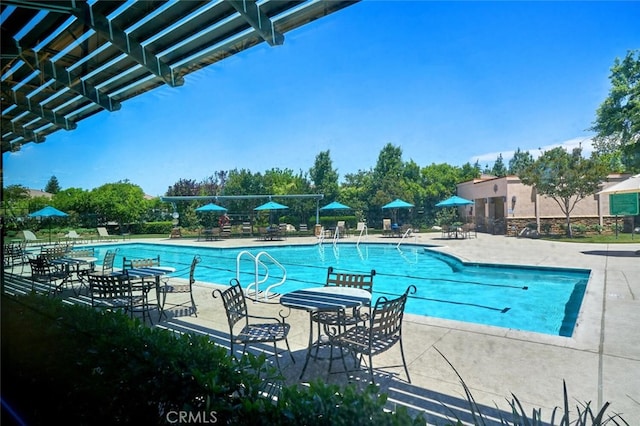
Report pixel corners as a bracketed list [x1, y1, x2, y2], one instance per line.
[455, 174, 633, 236]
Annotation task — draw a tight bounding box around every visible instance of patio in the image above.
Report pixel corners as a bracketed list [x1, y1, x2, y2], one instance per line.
[4, 232, 639, 423]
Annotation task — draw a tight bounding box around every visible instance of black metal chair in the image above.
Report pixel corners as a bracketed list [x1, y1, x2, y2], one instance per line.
[88, 273, 152, 323]
[28, 255, 70, 295]
[212, 279, 295, 369]
[329, 285, 417, 384]
[311, 267, 376, 347]
[159, 255, 200, 319]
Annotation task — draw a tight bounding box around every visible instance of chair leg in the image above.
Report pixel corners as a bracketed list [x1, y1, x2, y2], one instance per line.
[190, 294, 197, 317]
[284, 337, 295, 363]
[399, 338, 411, 383]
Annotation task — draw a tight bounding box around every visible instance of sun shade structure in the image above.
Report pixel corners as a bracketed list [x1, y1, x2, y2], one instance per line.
[195, 203, 227, 212]
[597, 174, 640, 195]
[382, 199, 414, 209]
[320, 201, 351, 210]
[1, 0, 360, 153]
[436, 195, 474, 207]
[28, 205, 68, 243]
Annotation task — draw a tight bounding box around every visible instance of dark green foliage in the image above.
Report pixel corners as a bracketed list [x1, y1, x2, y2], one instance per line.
[1, 294, 424, 425]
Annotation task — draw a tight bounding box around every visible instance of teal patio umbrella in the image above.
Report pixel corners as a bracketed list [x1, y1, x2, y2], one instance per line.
[195, 203, 228, 228]
[382, 199, 414, 209]
[195, 202, 227, 212]
[320, 201, 351, 211]
[254, 201, 288, 225]
[29, 205, 69, 243]
[436, 195, 474, 207]
[382, 199, 414, 225]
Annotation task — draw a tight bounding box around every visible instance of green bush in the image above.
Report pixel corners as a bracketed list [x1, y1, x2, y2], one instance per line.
[129, 221, 174, 234]
[1, 293, 422, 425]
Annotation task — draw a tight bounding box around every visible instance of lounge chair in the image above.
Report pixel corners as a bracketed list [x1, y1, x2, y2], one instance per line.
[242, 222, 252, 237]
[64, 230, 82, 243]
[336, 220, 348, 238]
[97, 227, 117, 242]
[382, 219, 392, 237]
[298, 224, 309, 235]
[23, 230, 44, 245]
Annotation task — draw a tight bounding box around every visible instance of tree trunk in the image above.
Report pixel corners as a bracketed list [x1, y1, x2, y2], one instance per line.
[565, 214, 573, 238]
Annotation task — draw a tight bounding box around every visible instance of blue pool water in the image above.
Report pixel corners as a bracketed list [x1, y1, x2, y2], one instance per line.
[86, 242, 590, 337]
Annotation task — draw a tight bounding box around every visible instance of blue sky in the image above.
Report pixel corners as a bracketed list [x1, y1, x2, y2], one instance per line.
[4, 1, 639, 196]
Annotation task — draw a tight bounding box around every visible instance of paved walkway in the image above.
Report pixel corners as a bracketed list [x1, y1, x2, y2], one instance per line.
[10, 232, 640, 423]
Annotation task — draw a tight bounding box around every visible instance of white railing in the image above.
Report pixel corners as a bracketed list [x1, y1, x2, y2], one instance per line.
[332, 226, 340, 246]
[356, 224, 368, 246]
[237, 250, 287, 301]
[396, 227, 415, 249]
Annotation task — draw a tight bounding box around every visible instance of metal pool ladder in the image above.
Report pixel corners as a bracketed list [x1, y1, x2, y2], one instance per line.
[237, 250, 287, 301]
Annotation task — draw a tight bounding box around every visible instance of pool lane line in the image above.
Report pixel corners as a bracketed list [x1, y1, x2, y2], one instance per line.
[375, 289, 511, 313]
[374, 272, 529, 290]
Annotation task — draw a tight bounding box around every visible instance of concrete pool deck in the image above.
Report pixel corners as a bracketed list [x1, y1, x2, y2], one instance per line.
[9, 231, 639, 423]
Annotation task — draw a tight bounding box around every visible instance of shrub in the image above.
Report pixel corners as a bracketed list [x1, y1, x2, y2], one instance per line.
[1, 293, 421, 425]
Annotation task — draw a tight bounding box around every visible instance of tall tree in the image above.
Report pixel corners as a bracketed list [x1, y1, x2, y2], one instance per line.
[508, 148, 534, 176]
[491, 154, 508, 177]
[590, 49, 640, 172]
[309, 150, 339, 202]
[91, 182, 146, 227]
[44, 176, 61, 194]
[520, 147, 607, 237]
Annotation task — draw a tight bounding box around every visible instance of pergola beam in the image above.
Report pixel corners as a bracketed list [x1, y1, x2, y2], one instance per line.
[71, 1, 184, 87]
[227, 0, 284, 46]
[1, 87, 77, 131]
[14, 46, 122, 112]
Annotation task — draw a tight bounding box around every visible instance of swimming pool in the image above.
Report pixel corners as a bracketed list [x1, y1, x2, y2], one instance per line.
[86, 242, 590, 337]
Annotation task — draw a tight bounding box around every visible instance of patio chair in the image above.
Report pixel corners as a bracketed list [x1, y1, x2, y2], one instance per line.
[298, 224, 309, 235]
[329, 284, 417, 384]
[23, 230, 44, 245]
[4, 241, 29, 273]
[336, 220, 348, 238]
[311, 267, 376, 356]
[242, 222, 252, 237]
[64, 230, 82, 242]
[28, 255, 70, 295]
[159, 255, 200, 319]
[94, 249, 119, 275]
[96, 227, 117, 241]
[41, 244, 70, 260]
[382, 219, 392, 237]
[212, 279, 295, 369]
[88, 273, 152, 322]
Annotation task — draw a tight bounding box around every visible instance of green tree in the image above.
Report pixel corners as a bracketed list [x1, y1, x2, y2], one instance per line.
[309, 150, 339, 202]
[491, 154, 508, 177]
[459, 162, 481, 182]
[520, 147, 607, 237]
[591, 49, 640, 172]
[2, 184, 30, 230]
[44, 176, 61, 194]
[91, 182, 146, 227]
[508, 148, 535, 176]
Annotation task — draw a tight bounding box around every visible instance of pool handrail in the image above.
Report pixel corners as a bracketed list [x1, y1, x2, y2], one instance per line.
[356, 224, 368, 247]
[237, 250, 287, 301]
[237, 250, 269, 299]
[396, 227, 415, 249]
